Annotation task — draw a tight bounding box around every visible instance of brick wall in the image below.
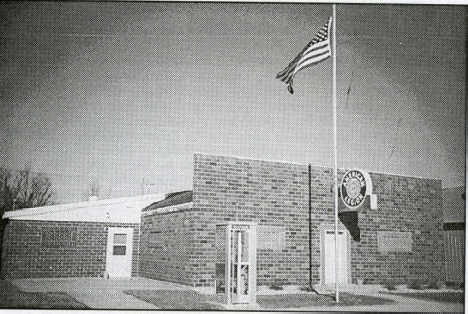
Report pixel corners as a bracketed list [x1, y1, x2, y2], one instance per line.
[137, 153, 444, 289]
[1, 220, 139, 279]
[191, 153, 444, 287]
[192, 154, 311, 287]
[350, 173, 445, 284]
[139, 208, 195, 286]
[307, 168, 444, 284]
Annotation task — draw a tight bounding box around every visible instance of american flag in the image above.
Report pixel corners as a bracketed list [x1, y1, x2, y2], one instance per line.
[276, 17, 332, 94]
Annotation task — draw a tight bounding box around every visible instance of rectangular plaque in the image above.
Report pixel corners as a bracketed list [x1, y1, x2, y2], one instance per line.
[377, 231, 412, 253]
[257, 226, 286, 250]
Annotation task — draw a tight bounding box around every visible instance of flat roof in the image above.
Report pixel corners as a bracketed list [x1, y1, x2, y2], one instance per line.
[2, 193, 166, 223]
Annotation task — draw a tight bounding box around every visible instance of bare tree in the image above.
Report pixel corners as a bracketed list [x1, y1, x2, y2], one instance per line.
[0, 167, 55, 215]
[0, 167, 55, 276]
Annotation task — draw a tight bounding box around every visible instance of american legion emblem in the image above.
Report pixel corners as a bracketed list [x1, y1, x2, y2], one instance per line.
[340, 169, 372, 209]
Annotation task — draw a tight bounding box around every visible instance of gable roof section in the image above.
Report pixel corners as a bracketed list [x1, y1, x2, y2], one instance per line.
[143, 190, 192, 212]
[2, 193, 166, 223]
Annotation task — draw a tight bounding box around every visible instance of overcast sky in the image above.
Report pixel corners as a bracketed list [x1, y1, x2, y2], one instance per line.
[1, 2, 465, 203]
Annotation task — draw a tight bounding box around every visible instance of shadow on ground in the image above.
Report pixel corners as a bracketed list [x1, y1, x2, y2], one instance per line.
[0, 280, 88, 309]
[125, 290, 226, 310]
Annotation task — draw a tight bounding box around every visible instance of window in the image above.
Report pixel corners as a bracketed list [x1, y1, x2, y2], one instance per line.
[113, 233, 127, 255]
[113, 246, 126, 255]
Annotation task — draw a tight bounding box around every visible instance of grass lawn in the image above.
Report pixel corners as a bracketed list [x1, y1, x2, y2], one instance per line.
[125, 289, 394, 309]
[0, 279, 89, 309]
[383, 292, 464, 304]
[256, 292, 394, 308]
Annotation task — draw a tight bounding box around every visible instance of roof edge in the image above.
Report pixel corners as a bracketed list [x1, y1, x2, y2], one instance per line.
[193, 152, 442, 182]
[2, 193, 166, 220]
[142, 201, 193, 217]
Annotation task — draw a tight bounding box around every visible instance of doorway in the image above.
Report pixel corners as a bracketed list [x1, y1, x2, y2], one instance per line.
[215, 222, 257, 305]
[322, 229, 349, 284]
[106, 227, 133, 278]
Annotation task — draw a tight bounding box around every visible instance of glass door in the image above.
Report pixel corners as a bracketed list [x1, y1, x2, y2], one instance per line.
[231, 229, 250, 304]
[217, 222, 256, 305]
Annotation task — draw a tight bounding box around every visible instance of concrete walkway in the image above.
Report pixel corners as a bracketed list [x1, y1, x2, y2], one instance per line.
[12, 277, 192, 310]
[11, 277, 464, 312]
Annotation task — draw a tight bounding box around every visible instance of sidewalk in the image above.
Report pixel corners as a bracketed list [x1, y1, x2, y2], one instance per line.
[11, 277, 464, 312]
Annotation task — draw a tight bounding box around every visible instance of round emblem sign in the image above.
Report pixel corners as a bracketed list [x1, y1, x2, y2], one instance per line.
[341, 169, 370, 209]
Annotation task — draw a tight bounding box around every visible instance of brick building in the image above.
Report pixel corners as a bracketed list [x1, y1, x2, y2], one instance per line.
[1, 194, 163, 279]
[139, 153, 445, 293]
[1, 153, 445, 295]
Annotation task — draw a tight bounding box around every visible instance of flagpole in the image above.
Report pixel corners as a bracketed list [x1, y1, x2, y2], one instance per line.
[275, 7, 339, 301]
[332, 4, 340, 303]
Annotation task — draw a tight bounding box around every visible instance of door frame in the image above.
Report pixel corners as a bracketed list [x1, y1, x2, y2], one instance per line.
[105, 227, 134, 278]
[320, 224, 351, 285]
[220, 222, 257, 305]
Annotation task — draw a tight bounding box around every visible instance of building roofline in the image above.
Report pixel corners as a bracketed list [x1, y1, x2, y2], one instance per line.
[193, 152, 442, 182]
[143, 190, 192, 212]
[194, 152, 312, 167]
[142, 202, 193, 217]
[2, 193, 166, 220]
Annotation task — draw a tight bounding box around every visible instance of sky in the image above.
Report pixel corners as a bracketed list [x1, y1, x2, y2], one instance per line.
[0, 2, 465, 203]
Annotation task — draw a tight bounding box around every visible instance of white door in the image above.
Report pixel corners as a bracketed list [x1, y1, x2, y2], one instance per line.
[106, 227, 133, 278]
[324, 230, 348, 284]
